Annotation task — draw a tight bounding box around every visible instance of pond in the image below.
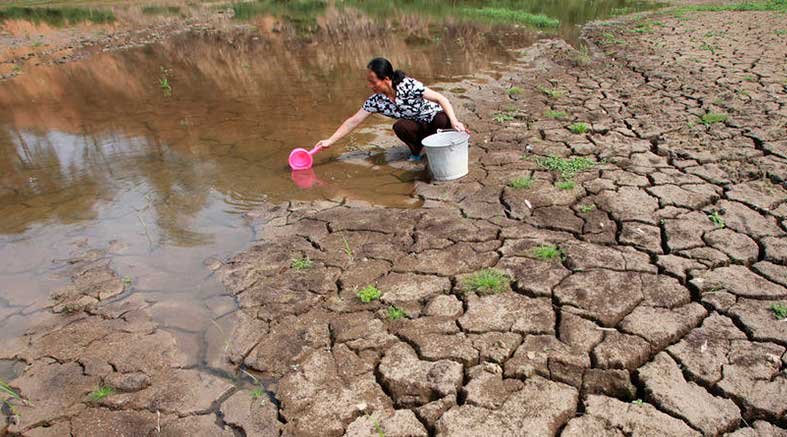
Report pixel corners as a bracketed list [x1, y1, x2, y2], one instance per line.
[0, 0, 661, 365]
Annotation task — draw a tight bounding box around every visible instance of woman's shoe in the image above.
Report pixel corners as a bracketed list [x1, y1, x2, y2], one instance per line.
[408, 154, 423, 162]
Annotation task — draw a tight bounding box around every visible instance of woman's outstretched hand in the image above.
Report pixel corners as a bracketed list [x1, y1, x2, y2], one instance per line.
[451, 121, 467, 133]
[314, 139, 334, 149]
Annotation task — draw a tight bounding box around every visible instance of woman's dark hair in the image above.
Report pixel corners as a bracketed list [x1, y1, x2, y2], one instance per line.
[367, 57, 406, 88]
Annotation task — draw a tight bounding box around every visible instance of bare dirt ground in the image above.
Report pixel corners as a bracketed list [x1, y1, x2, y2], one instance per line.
[1, 3, 786, 436]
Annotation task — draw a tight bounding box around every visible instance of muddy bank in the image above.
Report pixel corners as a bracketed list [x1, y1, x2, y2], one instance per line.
[2, 2, 787, 436]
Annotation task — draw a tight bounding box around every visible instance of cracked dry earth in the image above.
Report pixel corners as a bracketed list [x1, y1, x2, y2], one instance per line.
[3, 6, 787, 437]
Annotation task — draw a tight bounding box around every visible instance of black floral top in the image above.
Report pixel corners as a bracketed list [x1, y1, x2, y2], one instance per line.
[362, 77, 442, 124]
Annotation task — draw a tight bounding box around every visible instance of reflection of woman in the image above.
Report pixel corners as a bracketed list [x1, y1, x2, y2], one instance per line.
[315, 57, 466, 161]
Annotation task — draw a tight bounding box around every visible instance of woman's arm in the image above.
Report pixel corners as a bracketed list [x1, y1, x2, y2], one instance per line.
[423, 88, 466, 132]
[314, 108, 371, 148]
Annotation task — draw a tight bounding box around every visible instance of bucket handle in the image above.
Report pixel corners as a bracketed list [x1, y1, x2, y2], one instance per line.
[436, 128, 471, 146]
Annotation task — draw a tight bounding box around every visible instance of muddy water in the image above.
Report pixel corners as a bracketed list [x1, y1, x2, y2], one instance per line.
[0, 0, 660, 367]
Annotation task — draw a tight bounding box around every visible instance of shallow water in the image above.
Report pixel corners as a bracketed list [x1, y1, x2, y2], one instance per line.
[0, 0, 661, 366]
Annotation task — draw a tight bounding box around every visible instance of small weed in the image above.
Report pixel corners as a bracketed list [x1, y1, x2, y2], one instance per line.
[159, 66, 172, 96]
[712, 98, 726, 105]
[556, 180, 576, 190]
[572, 45, 591, 66]
[544, 110, 567, 119]
[568, 122, 589, 134]
[742, 75, 756, 82]
[142, 5, 181, 15]
[370, 415, 385, 437]
[32, 41, 44, 47]
[463, 269, 509, 295]
[509, 176, 534, 189]
[699, 42, 718, 54]
[493, 112, 515, 123]
[532, 245, 565, 261]
[291, 255, 313, 271]
[11, 64, 21, 73]
[771, 303, 787, 320]
[507, 86, 523, 96]
[700, 112, 728, 126]
[357, 285, 381, 303]
[387, 306, 406, 321]
[708, 210, 725, 228]
[537, 85, 565, 98]
[536, 155, 595, 180]
[776, 29, 787, 35]
[632, 399, 644, 405]
[579, 204, 596, 213]
[121, 276, 132, 286]
[89, 386, 113, 402]
[249, 386, 268, 404]
[342, 235, 354, 261]
[600, 32, 624, 45]
[632, 22, 653, 33]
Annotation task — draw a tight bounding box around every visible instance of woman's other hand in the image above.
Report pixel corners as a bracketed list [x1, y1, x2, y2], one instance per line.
[314, 139, 334, 149]
[451, 121, 466, 132]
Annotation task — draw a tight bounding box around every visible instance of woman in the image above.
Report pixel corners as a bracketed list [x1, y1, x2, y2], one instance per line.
[314, 57, 466, 160]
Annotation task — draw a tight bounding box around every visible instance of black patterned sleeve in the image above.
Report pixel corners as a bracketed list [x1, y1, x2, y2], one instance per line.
[407, 78, 426, 99]
[362, 95, 378, 113]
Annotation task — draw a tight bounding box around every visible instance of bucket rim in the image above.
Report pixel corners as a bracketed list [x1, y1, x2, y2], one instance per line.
[422, 130, 470, 148]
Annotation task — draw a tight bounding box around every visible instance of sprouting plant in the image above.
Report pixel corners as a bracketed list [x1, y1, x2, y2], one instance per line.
[159, 66, 172, 96]
[532, 245, 565, 261]
[537, 85, 565, 98]
[536, 155, 595, 180]
[0, 378, 28, 419]
[556, 180, 576, 190]
[771, 303, 787, 320]
[462, 269, 510, 295]
[89, 386, 113, 401]
[600, 32, 624, 45]
[121, 276, 132, 286]
[699, 42, 718, 54]
[370, 415, 385, 437]
[544, 110, 567, 119]
[775, 29, 787, 36]
[742, 75, 756, 82]
[250, 386, 266, 401]
[568, 122, 589, 134]
[291, 255, 313, 271]
[342, 235, 354, 261]
[509, 176, 534, 189]
[708, 211, 725, 228]
[387, 306, 406, 321]
[579, 204, 596, 213]
[357, 285, 381, 303]
[507, 86, 523, 96]
[632, 399, 644, 405]
[700, 112, 728, 126]
[572, 45, 591, 66]
[493, 112, 515, 123]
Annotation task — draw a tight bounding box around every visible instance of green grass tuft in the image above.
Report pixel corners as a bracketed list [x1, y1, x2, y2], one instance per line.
[708, 211, 725, 229]
[463, 269, 510, 295]
[536, 155, 595, 180]
[556, 180, 576, 190]
[700, 112, 728, 126]
[772, 303, 787, 320]
[493, 112, 515, 123]
[458, 7, 559, 28]
[568, 122, 589, 134]
[291, 255, 313, 271]
[537, 85, 565, 98]
[545, 110, 567, 119]
[142, 5, 181, 15]
[532, 245, 565, 261]
[579, 204, 596, 213]
[357, 285, 382, 303]
[387, 306, 406, 321]
[0, 6, 115, 26]
[507, 86, 523, 96]
[89, 386, 113, 402]
[674, 0, 787, 13]
[509, 176, 534, 189]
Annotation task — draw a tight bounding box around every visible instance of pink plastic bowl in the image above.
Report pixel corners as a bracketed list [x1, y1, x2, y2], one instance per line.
[288, 145, 323, 170]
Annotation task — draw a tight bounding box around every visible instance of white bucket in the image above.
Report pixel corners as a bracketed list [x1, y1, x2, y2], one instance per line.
[421, 129, 470, 181]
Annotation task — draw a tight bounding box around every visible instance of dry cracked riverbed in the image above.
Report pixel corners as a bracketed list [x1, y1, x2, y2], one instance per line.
[2, 4, 787, 437]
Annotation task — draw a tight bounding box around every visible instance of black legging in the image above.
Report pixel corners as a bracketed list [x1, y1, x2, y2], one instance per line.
[392, 112, 451, 155]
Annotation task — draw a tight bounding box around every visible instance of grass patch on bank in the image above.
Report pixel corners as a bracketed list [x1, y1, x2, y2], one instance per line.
[462, 269, 510, 295]
[458, 7, 559, 28]
[142, 5, 181, 15]
[291, 255, 313, 271]
[0, 6, 115, 25]
[556, 180, 576, 190]
[387, 306, 406, 321]
[674, 0, 787, 13]
[537, 85, 565, 98]
[700, 112, 728, 126]
[507, 86, 523, 96]
[545, 110, 567, 119]
[568, 122, 590, 134]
